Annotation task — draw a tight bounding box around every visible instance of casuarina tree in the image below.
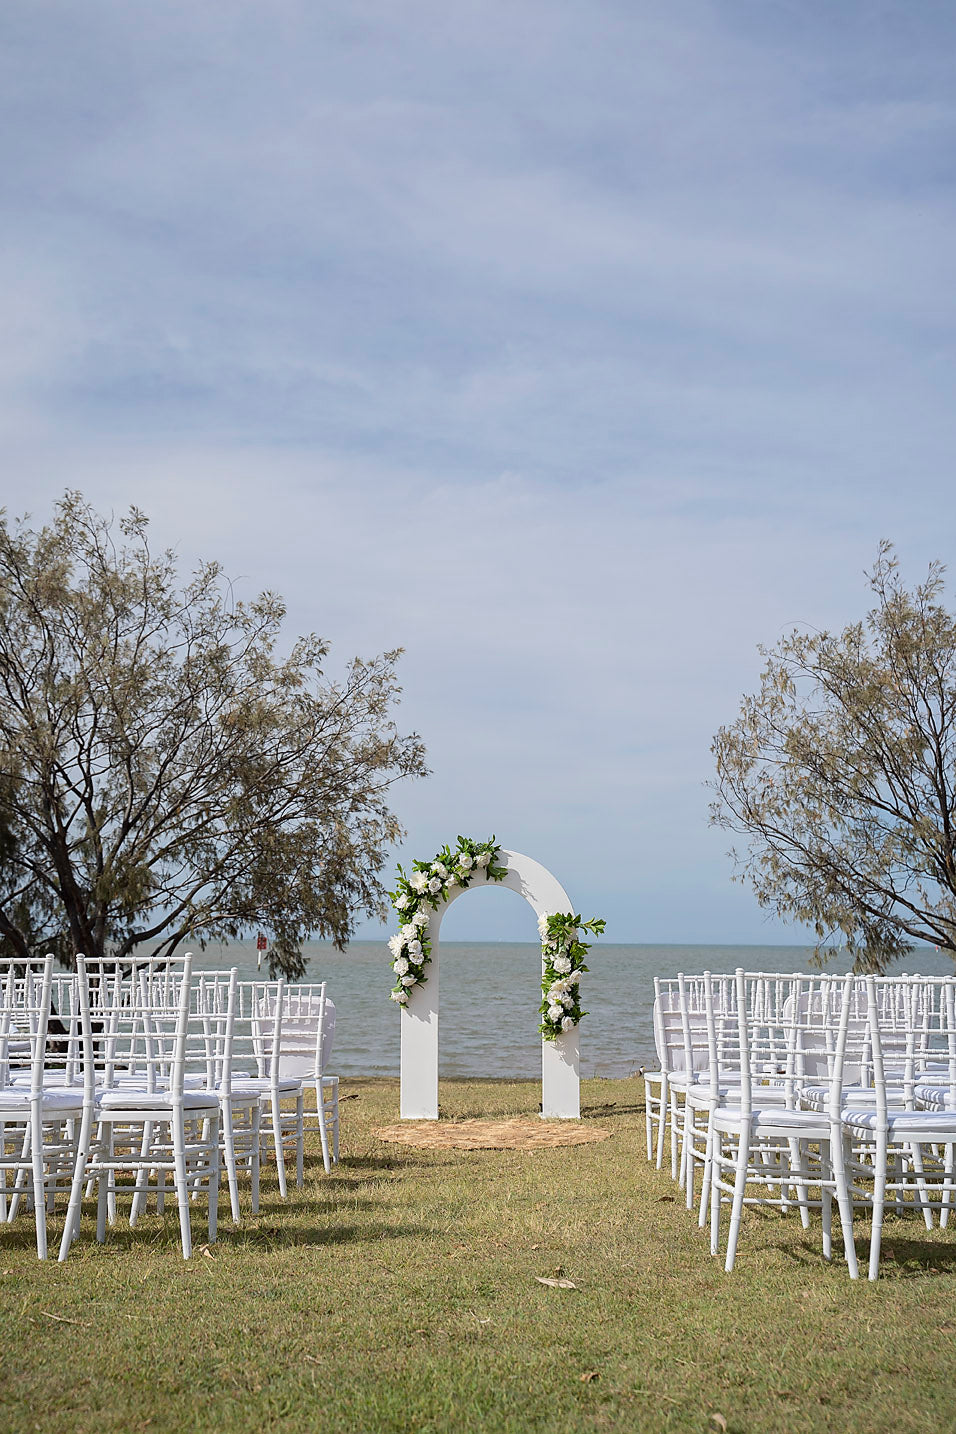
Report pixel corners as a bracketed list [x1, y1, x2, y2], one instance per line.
[712, 543, 956, 970]
[0, 492, 427, 977]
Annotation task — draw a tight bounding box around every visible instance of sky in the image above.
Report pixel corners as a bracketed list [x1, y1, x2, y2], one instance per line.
[1, 1, 955, 944]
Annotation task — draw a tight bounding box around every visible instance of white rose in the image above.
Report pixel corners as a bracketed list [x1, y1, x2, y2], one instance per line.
[569, 971, 580, 985]
[401, 974, 417, 987]
[537, 913, 549, 936]
[458, 851, 474, 870]
[402, 923, 417, 940]
[396, 894, 409, 910]
[412, 908, 429, 928]
[391, 990, 408, 1004]
[432, 862, 448, 878]
[552, 955, 572, 974]
[547, 1003, 563, 1022]
[561, 1015, 575, 1032]
[476, 851, 491, 867]
[407, 940, 423, 958]
[549, 980, 570, 1000]
[560, 991, 574, 1008]
[387, 934, 404, 957]
[409, 871, 428, 893]
[393, 957, 409, 975]
[427, 876, 443, 895]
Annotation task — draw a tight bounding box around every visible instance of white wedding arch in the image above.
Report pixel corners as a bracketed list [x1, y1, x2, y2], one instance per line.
[398, 848, 581, 1119]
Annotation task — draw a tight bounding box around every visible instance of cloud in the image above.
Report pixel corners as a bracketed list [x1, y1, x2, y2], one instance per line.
[1, 2, 955, 940]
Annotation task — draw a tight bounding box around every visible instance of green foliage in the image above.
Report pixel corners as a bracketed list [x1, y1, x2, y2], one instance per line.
[538, 913, 605, 1039]
[712, 542, 956, 970]
[387, 835, 505, 1000]
[0, 492, 427, 975]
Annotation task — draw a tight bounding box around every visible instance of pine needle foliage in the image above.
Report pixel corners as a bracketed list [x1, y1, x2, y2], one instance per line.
[0, 492, 427, 975]
[712, 543, 956, 971]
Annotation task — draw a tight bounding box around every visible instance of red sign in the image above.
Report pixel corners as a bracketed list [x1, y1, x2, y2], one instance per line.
[256, 934, 268, 951]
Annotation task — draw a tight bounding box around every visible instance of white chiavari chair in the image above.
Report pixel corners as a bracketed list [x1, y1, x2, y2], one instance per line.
[59, 953, 221, 1260]
[0, 956, 86, 1260]
[190, 969, 262, 1223]
[276, 984, 338, 1174]
[705, 969, 859, 1277]
[236, 980, 305, 1197]
[841, 974, 956, 1279]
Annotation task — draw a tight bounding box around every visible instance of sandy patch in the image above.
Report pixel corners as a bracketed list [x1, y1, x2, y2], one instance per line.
[373, 1118, 612, 1150]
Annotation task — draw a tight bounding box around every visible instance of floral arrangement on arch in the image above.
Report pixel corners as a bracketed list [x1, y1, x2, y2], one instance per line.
[388, 836, 507, 1003]
[538, 912, 606, 1040]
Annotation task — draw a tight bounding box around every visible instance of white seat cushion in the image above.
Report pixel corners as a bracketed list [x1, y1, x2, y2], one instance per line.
[713, 1104, 830, 1133]
[0, 1087, 84, 1112]
[842, 1107, 956, 1135]
[800, 1084, 893, 1109]
[230, 1077, 302, 1097]
[915, 1084, 956, 1110]
[95, 1087, 219, 1112]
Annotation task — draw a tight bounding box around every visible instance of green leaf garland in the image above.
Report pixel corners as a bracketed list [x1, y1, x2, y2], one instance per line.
[537, 912, 606, 1040]
[388, 836, 507, 1004]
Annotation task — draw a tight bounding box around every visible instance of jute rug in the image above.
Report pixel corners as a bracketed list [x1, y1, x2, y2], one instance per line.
[373, 1118, 612, 1151]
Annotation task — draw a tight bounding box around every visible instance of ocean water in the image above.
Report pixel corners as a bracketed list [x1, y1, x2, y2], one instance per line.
[191, 940, 956, 1080]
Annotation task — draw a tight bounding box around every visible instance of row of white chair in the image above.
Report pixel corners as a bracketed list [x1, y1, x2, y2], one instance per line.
[0, 954, 339, 1260]
[642, 969, 956, 1279]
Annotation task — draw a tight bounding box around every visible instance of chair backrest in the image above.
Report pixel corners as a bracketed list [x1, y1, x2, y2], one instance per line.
[246, 980, 334, 1080]
[652, 976, 711, 1075]
[865, 974, 956, 1120]
[282, 984, 335, 1078]
[74, 954, 193, 1098]
[704, 970, 855, 1116]
[192, 968, 239, 1093]
[0, 955, 55, 1094]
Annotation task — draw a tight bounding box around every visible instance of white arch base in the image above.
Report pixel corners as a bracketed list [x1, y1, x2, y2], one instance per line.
[399, 848, 581, 1120]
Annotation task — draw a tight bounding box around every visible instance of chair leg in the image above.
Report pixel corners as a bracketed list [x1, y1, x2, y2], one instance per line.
[96, 1164, 110, 1244]
[8, 1124, 30, 1222]
[316, 1081, 331, 1175]
[788, 1137, 812, 1231]
[684, 1106, 703, 1211]
[0, 1123, 8, 1222]
[724, 1126, 752, 1273]
[669, 1088, 681, 1181]
[251, 1105, 261, 1215]
[58, 1104, 94, 1263]
[710, 1129, 724, 1257]
[332, 1096, 339, 1164]
[221, 1103, 241, 1225]
[907, 1141, 935, 1231]
[30, 1103, 48, 1261]
[831, 1131, 859, 1279]
[868, 1134, 888, 1281]
[655, 1075, 668, 1169]
[698, 1120, 714, 1229]
[171, 1108, 193, 1259]
[821, 1185, 833, 1261]
[296, 1093, 304, 1188]
[942, 1143, 955, 1230]
[129, 1120, 155, 1227]
[270, 1096, 288, 1199]
[207, 1112, 220, 1245]
[106, 1126, 117, 1226]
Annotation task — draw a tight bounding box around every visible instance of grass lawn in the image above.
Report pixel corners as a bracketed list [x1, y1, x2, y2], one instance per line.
[3, 1075, 956, 1433]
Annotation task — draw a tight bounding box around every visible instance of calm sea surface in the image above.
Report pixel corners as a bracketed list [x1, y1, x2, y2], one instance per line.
[190, 941, 956, 1080]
